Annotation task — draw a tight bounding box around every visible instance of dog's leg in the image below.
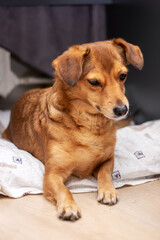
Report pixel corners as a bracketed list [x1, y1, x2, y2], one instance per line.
[94, 157, 119, 205]
[43, 171, 81, 221]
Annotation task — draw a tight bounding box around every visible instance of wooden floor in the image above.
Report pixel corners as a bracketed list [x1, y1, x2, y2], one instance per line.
[0, 180, 160, 240]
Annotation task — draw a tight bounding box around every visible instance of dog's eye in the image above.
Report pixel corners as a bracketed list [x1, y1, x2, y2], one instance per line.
[120, 73, 127, 81]
[88, 80, 101, 86]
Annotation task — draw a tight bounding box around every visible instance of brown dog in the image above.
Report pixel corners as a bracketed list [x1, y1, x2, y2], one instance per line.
[2, 38, 143, 221]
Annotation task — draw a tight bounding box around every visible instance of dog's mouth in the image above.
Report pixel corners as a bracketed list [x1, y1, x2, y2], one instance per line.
[106, 113, 129, 121]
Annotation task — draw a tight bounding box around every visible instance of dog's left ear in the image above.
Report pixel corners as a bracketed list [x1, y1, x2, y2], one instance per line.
[113, 38, 144, 70]
[52, 45, 90, 87]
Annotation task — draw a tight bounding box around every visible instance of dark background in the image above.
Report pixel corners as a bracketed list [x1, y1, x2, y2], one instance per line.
[0, 1, 160, 124]
[107, 4, 160, 123]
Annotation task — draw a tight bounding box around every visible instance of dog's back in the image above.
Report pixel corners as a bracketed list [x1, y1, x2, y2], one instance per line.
[2, 88, 48, 162]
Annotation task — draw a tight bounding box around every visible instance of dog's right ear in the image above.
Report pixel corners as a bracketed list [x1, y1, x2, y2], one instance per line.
[52, 46, 90, 87]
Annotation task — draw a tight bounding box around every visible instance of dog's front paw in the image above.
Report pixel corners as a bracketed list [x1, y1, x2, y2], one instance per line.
[97, 188, 119, 205]
[57, 203, 81, 222]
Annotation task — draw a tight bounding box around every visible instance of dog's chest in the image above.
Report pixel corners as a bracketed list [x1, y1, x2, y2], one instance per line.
[71, 129, 116, 177]
[48, 113, 116, 177]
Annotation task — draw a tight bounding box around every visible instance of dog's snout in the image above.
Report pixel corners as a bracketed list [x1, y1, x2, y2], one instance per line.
[113, 105, 128, 117]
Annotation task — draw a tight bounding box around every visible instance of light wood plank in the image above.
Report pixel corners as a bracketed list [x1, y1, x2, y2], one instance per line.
[0, 180, 160, 240]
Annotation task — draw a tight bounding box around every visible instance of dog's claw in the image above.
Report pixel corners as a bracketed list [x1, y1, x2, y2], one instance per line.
[59, 210, 65, 219]
[77, 211, 81, 218]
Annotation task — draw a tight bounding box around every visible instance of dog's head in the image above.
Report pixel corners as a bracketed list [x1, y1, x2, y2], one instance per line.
[52, 38, 143, 120]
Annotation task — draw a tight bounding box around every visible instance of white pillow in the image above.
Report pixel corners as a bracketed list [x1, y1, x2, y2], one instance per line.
[0, 138, 44, 198]
[66, 120, 160, 193]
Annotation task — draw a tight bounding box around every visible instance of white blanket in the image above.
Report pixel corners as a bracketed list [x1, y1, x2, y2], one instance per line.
[0, 110, 160, 198]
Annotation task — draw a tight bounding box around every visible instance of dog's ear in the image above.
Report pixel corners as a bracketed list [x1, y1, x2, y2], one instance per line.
[113, 38, 144, 70]
[52, 46, 90, 87]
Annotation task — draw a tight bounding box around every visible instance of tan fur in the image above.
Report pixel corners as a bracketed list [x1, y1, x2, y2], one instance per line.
[2, 39, 143, 221]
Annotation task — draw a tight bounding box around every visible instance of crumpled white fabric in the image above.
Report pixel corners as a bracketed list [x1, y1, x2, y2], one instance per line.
[0, 110, 160, 198]
[0, 139, 44, 198]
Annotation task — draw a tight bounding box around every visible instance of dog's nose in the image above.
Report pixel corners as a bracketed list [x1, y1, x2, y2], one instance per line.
[113, 105, 128, 117]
